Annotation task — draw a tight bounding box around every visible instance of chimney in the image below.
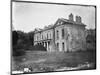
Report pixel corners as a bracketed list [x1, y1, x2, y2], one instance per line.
[75, 16, 82, 23]
[69, 13, 74, 21]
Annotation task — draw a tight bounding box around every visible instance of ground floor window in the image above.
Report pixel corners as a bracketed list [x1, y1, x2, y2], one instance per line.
[62, 42, 65, 51]
[57, 43, 59, 51]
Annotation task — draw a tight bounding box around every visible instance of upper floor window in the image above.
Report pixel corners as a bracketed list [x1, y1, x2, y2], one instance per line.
[50, 33, 51, 39]
[57, 30, 59, 39]
[62, 29, 64, 39]
[47, 33, 48, 39]
[34, 35, 35, 40]
[42, 35, 43, 40]
[37, 36, 38, 41]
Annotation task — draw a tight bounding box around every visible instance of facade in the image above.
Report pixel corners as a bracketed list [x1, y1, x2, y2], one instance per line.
[34, 13, 86, 52]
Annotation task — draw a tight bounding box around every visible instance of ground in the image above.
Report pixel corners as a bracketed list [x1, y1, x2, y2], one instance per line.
[12, 50, 96, 74]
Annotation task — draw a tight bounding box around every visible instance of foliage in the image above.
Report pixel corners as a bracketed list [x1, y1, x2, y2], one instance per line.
[12, 30, 47, 56]
[86, 34, 96, 43]
[33, 44, 46, 51]
[12, 31, 19, 46]
[12, 31, 26, 56]
[86, 29, 96, 50]
[86, 29, 96, 43]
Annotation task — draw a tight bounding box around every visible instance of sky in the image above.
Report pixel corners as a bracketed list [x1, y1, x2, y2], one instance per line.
[12, 1, 96, 32]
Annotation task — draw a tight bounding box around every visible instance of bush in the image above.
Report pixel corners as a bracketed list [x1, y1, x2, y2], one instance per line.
[12, 44, 26, 56]
[33, 44, 47, 51]
[12, 49, 25, 56]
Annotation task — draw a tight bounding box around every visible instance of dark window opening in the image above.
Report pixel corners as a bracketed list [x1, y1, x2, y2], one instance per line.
[62, 42, 65, 51]
[57, 43, 59, 50]
[62, 29, 64, 39]
[57, 30, 59, 39]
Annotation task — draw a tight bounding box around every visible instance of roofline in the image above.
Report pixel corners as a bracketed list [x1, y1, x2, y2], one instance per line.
[54, 23, 86, 29]
[34, 27, 54, 34]
[34, 18, 86, 34]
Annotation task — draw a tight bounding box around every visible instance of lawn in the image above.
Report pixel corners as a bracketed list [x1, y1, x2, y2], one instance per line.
[12, 50, 96, 73]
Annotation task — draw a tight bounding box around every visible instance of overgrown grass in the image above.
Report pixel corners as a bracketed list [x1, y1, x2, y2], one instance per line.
[12, 50, 96, 72]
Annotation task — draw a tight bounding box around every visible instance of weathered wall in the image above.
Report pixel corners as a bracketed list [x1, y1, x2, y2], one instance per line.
[66, 24, 86, 51]
[34, 23, 86, 52]
[34, 29, 54, 51]
[54, 23, 86, 52]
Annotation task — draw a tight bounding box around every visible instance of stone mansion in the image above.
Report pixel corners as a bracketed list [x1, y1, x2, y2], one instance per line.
[34, 13, 86, 52]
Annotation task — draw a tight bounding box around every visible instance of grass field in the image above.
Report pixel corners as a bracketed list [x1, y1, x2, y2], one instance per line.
[12, 50, 96, 73]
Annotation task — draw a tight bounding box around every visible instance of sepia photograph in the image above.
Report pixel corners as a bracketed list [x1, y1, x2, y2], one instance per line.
[11, 0, 96, 74]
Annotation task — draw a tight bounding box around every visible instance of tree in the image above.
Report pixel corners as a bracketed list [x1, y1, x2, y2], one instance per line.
[12, 31, 18, 46]
[27, 31, 34, 46]
[12, 31, 25, 56]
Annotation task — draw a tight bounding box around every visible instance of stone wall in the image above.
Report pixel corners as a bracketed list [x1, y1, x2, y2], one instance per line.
[33, 13, 86, 52]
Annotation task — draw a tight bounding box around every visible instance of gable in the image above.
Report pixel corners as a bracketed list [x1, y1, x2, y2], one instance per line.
[54, 18, 86, 28]
[54, 18, 65, 26]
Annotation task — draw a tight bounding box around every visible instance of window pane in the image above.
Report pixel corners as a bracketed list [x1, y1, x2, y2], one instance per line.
[57, 43, 59, 50]
[62, 42, 64, 51]
[62, 29, 64, 39]
[57, 30, 59, 39]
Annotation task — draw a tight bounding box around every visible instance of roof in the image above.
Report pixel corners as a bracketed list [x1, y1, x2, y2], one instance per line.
[34, 17, 86, 33]
[54, 18, 86, 27]
[34, 24, 54, 33]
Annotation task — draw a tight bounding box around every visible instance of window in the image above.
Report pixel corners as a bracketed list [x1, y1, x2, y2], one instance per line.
[50, 33, 51, 39]
[57, 22, 60, 25]
[42, 35, 43, 40]
[60, 21, 63, 25]
[47, 33, 48, 39]
[37, 36, 38, 41]
[35, 36, 36, 41]
[62, 29, 64, 39]
[57, 43, 59, 50]
[62, 42, 65, 51]
[57, 30, 59, 39]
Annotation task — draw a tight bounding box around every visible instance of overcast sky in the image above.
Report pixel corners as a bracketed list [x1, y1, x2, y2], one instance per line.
[12, 1, 95, 32]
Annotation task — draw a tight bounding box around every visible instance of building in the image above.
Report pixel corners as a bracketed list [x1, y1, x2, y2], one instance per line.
[34, 13, 86, 52]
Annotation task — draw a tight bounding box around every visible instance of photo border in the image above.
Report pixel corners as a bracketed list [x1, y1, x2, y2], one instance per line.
[11, 0, 97, 74]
